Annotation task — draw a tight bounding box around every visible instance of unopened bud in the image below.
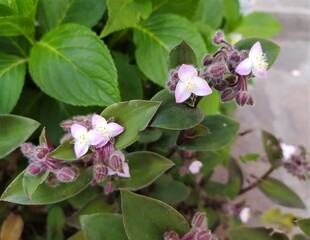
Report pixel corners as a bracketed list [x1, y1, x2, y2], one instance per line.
[212, 31, 224, 45]
[181, 230, 196, 240]
[221, 88, 236, 102]
[209, 64, 226, 78]
[45, 174, 59, 188]
[212, 80, 227, 91]
[236, 91, 249, 106]
[164, 231, 180, 240]
[195, 230, 213, 240]
[35, 145, 49, 160]
[93, 164, 108, 183]
[224, 75, 238, 86]
[109, 154, 123, 172]
[56, 166, 79, 183]
[27, 163, 44, 176]
[191, 212, 207, 230]
[60, 119, 74, 131]
[203, 55, 213, 66]
[20, 143, 35, 158]
[104, 181, 114, 195]
[246, 95, 254, 105]
[167, 69, 180, 91]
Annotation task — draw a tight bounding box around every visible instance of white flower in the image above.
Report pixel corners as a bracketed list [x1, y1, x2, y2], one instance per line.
[189, 160, 203, 174]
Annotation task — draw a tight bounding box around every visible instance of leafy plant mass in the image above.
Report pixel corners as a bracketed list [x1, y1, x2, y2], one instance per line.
[0, 0, 308, 239]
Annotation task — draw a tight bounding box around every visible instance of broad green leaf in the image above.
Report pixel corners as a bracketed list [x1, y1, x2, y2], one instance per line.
[296, 218, 310, 237]
[223, 0, 240, 32]
[234, 38, 280, 68]
[193, 0, 223, 29]
[138, 128, 162, 143]
[235, 12, 282, 38]
[48, 139, 77, 161]
[228, 227, 289, 240]
[224, 158, 243, 198]
[80, 213, 128, 240]
[150, 129, 180, 156]
[0, 54, 26, 113]
[1, 168, 92, 204]
[0, 36, 30, 57]
[113, 52, 143, 101]
[68, 231, 85, 240]
[133, 14, 206, 86]
[67, 194, 116, 228]
[47, 207, 65, 240]
[0, 114, 40, 159]
[261, 130, 283, 167]
[258, 177, 305, 209]
[178, 114, 239, 151]
[101, 100, 161, 149]
[100, 0, 152, 37]
[149, 174, 190, 204]
[121, 190, 190, 239]
[198, 90, 220, 115]
[150, 89, 204, 130]
[29, 24, 120, 106]
[168, 41, 198, 70]
[22, 171, 50, 198]
[68, 187, 100, 209]
[37, 0, 106, 33]
[115, 151, 174, 191]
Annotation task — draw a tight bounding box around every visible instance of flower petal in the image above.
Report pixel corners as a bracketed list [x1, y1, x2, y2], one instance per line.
[178, 64, 197, 81]
[92, 114, 107, 130]
[189, 160, 203, 174]
[95, 137, 109, 148]
[249, 41, 262, 61]
[107, 167, 117, 176]
[175, 81, 191, 103]
[252, 65, 267, 78]
[117, 162, 130, 178]
[74, 142, 89, 158]
[235, 58, 252, 76]
[71, 124, 87, 139]
[87, 130, 104, 146]
[191, 76, 213, 96]
[108, 123, 124, 137]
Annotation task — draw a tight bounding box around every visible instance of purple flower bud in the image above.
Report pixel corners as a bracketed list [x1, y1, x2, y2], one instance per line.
[203, 55, 213, 66]
[20, 143, 35, 158]
[93, 164, 108, 183]
[209, 64, 227, 78]
[167, 69, 180, 91]
[56, 166, 79, 183]
[109, 154, 123, 172]
[164, 231, 180, 240]
[27, 163, 44, 176]
[212, 80, 228, 91]
[246, 95, 254, 105]
[191, 212, 207, 230]
[224, 75, 238, 86]
[181, 230, 196, 240]
[45, 174, 59, 188]
[60, 119, 74, 131]
[212, 31, 224, 45]
[104, 181, 114, 195]
[221, 88, 236, 102]
[236, 91, 250, 106]
[195, 230, 213, 240]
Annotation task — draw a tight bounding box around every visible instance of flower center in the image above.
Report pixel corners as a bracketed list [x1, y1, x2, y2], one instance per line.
[255, 54, 268, 70]
[97, 125, 109, 138]
[78, 134, 88, 145]
[186, 80, 195, 91]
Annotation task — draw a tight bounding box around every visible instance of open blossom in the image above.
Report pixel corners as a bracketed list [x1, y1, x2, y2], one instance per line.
[280, 142, 299, 161]
[107, 150, 130, 178]
[235, 41, 268, 78]
[175, 64, 212, 103]
[91, 114, 124, 148]
[188, 160, 203, 174]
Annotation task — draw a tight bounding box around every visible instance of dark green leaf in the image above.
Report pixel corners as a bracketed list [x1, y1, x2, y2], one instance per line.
[224, 158, 243, 198]
[0, 114, 40, 159]
[80, 213, 128, 240]
[228, 227, 289, 240]
[198, 90, 220, 115]
[138, 128, 162, 143]
[68, 231, 85, 240]
[0, 54, 26, 113]
[115, 151, 174, 191]
[193, 0, 223, 29]
[47, 207, 65, 240]
[258, 177, 305, 209]
[37, 0, 106, 33]
[29, 24, 120, 106]
[178, 114, 239, 151]
[223, 0, 241, 32]
[168, 41, 198, 69]
[0, 36, 30, 57]
[150, 129, 180, 156]
[234, 38, 280, 68]
[121, 190, 190, 239]
[261, 130, 283, 167]
[296, 218, 310, 237]
[1, 168, 92, 204]
[150, 89, 204, 130]
[22, 171, 50, 198]
[48, 139, 77, 161]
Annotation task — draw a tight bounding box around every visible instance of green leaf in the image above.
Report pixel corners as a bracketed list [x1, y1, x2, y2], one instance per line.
[121, 190, 190, 239]
[228, 227, 289, 240]
[258, 177, 305, 209]
[48, 139, 77, 161]
[100, 0, 152, 37]
[240, 153, 260, 163]
[47, 207, 65, 240]
[262, 208, 295, 228]
[0, 36, 30, 57]
[101, 100, 161, 149]
[296, 218, 310, 237]
[149, 174, 190, 204]
[261, 130, 283, 167]
[235, 12, 282, 38]
[150, 129, 180, 156]
[223, 0, 241, 32]
[113, 52, 143, 101]
[138, 128, 162, 143]
[0, 114, 40, 159]
[168, 41, 198, 69]
[37, 0, 106, 33]
[22, 171, 50, 198]
[80, 213, 128, 240]
[224, 158, 243, 198]
[198, 90, 220, 115]
[1, 168, 92, 204]
[67, 194, 116, 228]
[234, 38, 280, 68]
[0, 54, 26, 113]
[68, 231, 85, 240]
[115, 151, 174, 191]
[193, 0, 223, 29]
[150, 89, 204, 130]
[133, 14, 206, 86]
[178, 114, 239, 151]
[29, 24, 120, 106]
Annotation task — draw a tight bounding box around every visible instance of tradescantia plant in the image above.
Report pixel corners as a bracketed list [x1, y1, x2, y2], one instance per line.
[0, 0, 309, 239]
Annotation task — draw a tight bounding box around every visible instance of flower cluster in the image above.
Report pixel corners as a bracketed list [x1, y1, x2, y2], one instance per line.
[164, 212, 218, 240]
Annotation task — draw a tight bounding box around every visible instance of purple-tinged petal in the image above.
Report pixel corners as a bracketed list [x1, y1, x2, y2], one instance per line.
[188, 160, 203, 174]
[71, 124, 87, 139]
[87, 130, 103, 146]
[178, 64, 197, 81]
[108, 123, 124, 137]
[252, 66, 267, 78]
[117, 162, 130, 178]
[92, 114, 107, 129]
[235, 58, 252, 76]
[191, 76, 213, 96]
[74, 142, 89, 158]
[107, 167, 117, 176]
[94, 137, 109, 148]
[175, 81, 191, 103]
[249, 41, 263, 61]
